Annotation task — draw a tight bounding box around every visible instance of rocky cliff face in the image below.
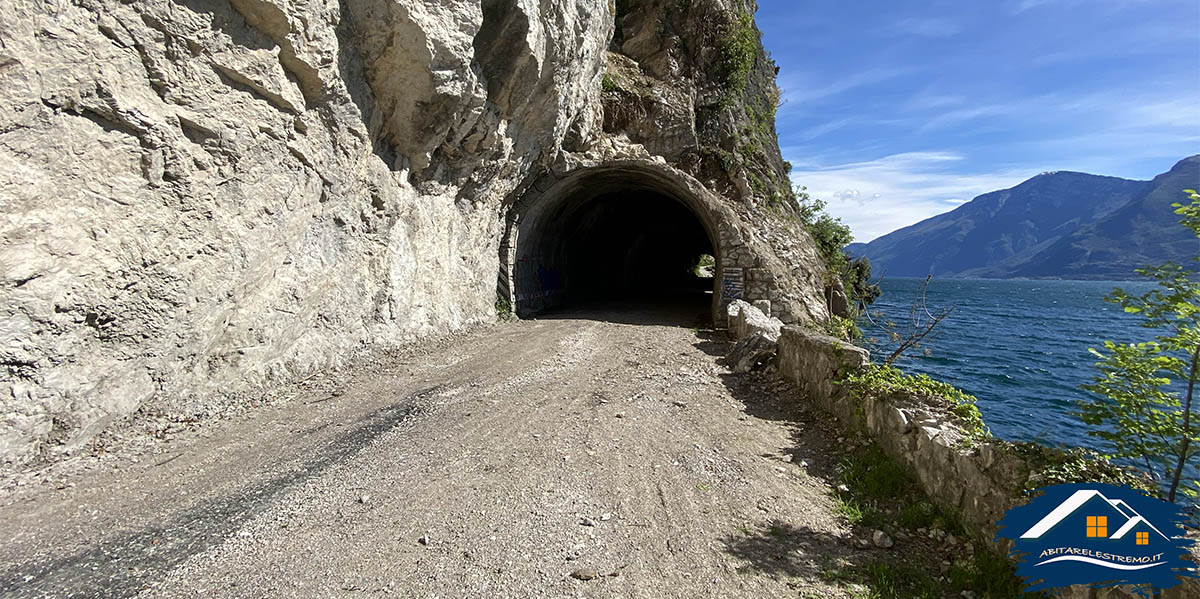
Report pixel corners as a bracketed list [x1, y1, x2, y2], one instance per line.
[0, 0, 828, 464]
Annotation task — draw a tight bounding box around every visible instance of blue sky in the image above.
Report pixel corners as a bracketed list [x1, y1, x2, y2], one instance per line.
[756, 0, 1200, 242]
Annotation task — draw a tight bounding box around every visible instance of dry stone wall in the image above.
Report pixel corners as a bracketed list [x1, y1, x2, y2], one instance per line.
[775, 325, 1033, 543]
[724, 302, 1200, 598]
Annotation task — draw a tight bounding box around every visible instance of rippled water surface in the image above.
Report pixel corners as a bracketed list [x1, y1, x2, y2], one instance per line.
[864, 277, 1158, 450]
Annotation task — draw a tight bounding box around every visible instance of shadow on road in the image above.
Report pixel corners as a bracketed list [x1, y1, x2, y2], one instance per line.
[721, 519, 851, 579]
[716, 369, 846, 485]
[0, 388, 438, 598]
[691, 329, 727, 357]
[532, 293, 714, 328]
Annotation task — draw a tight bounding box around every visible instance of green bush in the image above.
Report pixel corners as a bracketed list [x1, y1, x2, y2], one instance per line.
[895, 500, 959, 531]
[856, 561, 942, 599]
[1077, 190, 1200, 503]
[792, 186, 881, 319]
[822, 315, 862, 340]
[717, 12, 756, 103]
[838, 363, 989, 443]
[495, 298, 513, 321]
[845, 256, 881, 309]
[832, 494, 867, 525]
[1008, 442, 1154, 493]
[794, 186, 853, 269]
[946, 543, 1041, 599]
[692, 253, 716, 277]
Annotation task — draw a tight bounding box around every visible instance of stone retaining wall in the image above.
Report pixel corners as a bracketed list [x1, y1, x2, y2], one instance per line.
[726, 302, 1200, 598]
[776, 325, 1028, 545]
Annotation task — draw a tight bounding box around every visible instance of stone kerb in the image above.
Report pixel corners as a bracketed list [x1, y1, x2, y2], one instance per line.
[777, 326, 867, 411]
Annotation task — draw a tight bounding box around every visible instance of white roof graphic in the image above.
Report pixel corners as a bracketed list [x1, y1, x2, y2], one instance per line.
[1109, 499, 1135, 519]
[1110, 515, 1168, 541]
[1020, 490, 1169, 541]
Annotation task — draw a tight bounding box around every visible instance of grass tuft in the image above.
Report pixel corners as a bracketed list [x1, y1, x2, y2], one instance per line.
[947, 542, 1046, 598]
[839, 444, 910, 499]
[857, 561, 941, 599]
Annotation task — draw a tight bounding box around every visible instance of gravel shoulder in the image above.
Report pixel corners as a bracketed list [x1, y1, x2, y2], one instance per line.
[1, 302, 924, 598]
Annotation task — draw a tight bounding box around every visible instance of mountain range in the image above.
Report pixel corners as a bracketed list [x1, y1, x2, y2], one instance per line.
[845, 155, 1200, 279]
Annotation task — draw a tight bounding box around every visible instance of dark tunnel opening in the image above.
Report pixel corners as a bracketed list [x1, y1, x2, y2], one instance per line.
[562, 191, 714, 297]
[513, 188, 718, 325]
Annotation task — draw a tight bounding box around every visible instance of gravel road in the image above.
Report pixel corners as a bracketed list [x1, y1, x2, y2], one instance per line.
[1, 302, 879, 598]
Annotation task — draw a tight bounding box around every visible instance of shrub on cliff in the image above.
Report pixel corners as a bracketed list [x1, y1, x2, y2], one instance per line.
[839, 362, 987, 443]
[792, 185, 880, 318]
[718, 12, 757, 105]
[794, 185, 852, 268]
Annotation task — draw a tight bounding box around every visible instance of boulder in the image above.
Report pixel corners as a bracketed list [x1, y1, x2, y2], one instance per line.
[726, 331, 778, 373]
[726, 300, 784, 343]
[826, 279, 853, 318]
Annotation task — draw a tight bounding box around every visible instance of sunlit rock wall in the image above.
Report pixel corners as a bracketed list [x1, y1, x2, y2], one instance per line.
[0, 0, 828, 464]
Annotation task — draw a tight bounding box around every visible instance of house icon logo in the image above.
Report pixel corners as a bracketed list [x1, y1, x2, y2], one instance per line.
[996, 483, 1197, 593]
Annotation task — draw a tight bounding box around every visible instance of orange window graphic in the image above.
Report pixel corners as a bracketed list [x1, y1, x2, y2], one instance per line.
[1086, 516, 1108, 537]
[1136, 532, 1149, 545]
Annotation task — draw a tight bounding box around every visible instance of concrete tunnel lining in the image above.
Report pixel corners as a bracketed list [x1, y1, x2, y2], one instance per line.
[500, 163, 733, 321]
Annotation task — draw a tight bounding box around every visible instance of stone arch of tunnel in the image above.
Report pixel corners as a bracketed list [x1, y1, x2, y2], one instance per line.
[499, 163, 734, 322]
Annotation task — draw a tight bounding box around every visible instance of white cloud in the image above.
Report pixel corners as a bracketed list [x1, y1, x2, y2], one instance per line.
[1124, 98, 1200, 129]
[910, 94, 1062, 133]
[903, 93, 966, 112]
[796, 118, 856, 141]
[788, 152, 1031, 243]
[1014, 0, 1058, 12]
[915, 103, 1017, 133]
[897, 88, 1199, 141]
[996, 92, 1200, 165]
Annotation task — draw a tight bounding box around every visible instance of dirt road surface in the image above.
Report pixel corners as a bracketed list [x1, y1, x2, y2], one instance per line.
[1, 302, 879, 598]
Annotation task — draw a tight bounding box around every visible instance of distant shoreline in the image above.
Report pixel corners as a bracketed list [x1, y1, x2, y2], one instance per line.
[875, 275, 1157, 283]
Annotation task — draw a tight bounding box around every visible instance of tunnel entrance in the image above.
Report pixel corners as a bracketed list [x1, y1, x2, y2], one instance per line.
[551, 190, 713, 299]
[506, 167, 723, 325]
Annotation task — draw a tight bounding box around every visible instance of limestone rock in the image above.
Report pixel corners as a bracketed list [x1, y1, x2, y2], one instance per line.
[826, 279, 853, 318]
[726, 300, 783, 343]
[726, 331, 777, 374]
[0, 0, 831, 464]
[725, 300, 785, 372]
[752, 300, 772, 317]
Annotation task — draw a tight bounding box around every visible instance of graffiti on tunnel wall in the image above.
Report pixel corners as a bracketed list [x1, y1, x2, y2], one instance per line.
[721, 267, 743, 305]
[514, 258, 564, 303]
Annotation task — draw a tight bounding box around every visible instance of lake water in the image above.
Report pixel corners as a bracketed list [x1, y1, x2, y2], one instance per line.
[863, 277, 1159, 451]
